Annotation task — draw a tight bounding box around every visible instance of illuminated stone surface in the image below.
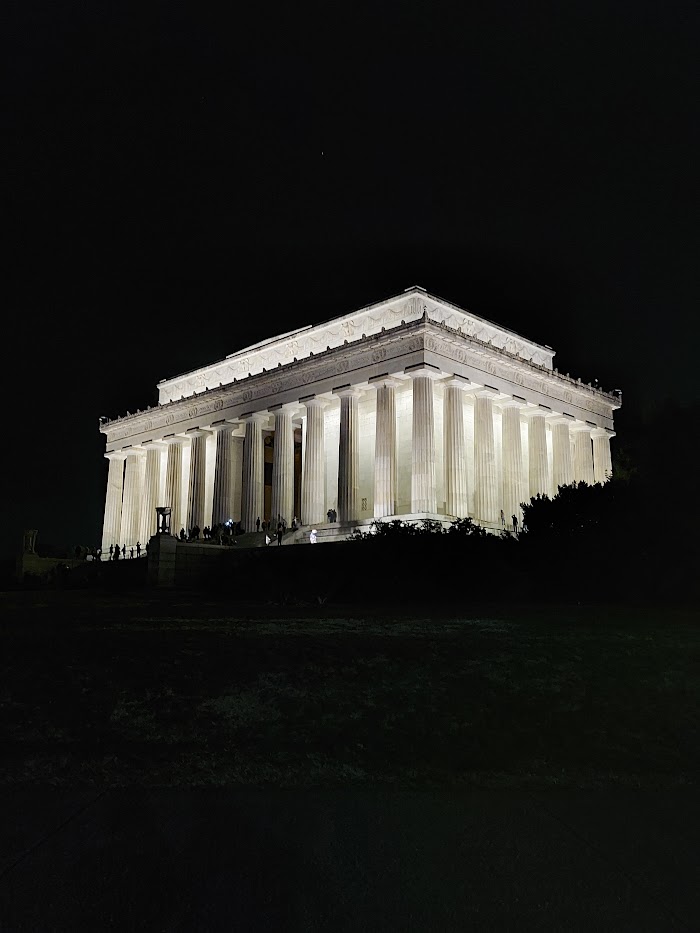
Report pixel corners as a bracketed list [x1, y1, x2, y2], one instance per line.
[301, 398, 327, 526]
[99, 287, 620, 546]
[163, 436, 185, 537]
[241, 414, 265, 533]
[443, 377, 469, 518]
[410, 369, 438, 514]
[336, 388, 360, 523]
[186, 428, 210, 530]
[373, 378, 398, 518]
[270, 406, 295, 526]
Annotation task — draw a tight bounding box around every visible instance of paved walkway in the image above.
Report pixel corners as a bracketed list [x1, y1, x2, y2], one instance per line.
[1, 790, 698, 931]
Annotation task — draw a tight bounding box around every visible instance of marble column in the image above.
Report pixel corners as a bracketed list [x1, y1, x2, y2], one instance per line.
[186, 428, 211, 530]
[592, 429, 614, 484]
[410, 370, 437, 514]
[230, 433, 244, 521]
[523, 407, 549, 498]
[373, 378, 399, 518]
[335, 388, 360, 522]
[501, 399, 527, 525]
[301, 398, 326, 526]
[211, 423, 234, 526]
[121, 449, 145, 546]
[443, 377, 469, 518]
[101, 452, 126, 552]
[550, 416, 574, 492]
[572, 424, 595, 485]
[139, 442, 165, 542]
[164, 436, 185, 535]
[270, 405, 295, 526]
[473, 390, 499, 524]
[241, 413, 266, 532]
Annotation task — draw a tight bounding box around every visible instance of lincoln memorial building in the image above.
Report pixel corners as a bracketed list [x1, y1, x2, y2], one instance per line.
[99, 286, 620, 551]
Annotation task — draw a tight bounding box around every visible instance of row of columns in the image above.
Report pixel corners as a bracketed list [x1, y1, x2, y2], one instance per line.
[103, 376, 614, 548]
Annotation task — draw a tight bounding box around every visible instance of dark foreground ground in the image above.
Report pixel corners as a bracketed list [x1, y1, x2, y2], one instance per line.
[1, 590, 698, 930]
[2, 590, 697, 789]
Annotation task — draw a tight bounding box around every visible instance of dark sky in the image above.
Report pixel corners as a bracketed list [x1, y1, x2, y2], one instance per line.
[5, 1, 698, 554]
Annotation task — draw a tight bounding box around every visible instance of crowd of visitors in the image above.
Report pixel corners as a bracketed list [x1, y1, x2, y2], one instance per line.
[105, 541, 149, 560]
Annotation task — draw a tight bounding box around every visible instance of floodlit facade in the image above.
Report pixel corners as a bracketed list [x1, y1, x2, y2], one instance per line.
[99, 286, 620, 550]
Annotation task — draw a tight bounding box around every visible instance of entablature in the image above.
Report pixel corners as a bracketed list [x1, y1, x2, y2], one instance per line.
[101, 318, 620, 448]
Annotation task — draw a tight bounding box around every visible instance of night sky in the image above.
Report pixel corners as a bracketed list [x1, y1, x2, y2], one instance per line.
[6, 2, 698, 555]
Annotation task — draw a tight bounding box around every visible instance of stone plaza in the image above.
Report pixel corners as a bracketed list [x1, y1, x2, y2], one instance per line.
[100, 286, 620, 551]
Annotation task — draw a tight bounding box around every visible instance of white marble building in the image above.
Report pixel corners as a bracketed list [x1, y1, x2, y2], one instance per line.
[99, 286, 620, 550]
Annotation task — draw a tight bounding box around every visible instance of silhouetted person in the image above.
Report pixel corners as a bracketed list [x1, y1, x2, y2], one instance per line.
[512, 514, 518, 533]
[109, 544, 114, 559]
[180, 528, 186, 541]
[130, 546, 134, 559]
[136, 541, 141, 558]
[277, 522, 283, 546]
[500, 509, 506, 528]
[114, 544, 121, 561]
[96, 548, 102, 561]
[122, 544, 126, 559]
[327, 509, 332, 523]
[292, 517, 297, 531]
[256, 517, 261, 532]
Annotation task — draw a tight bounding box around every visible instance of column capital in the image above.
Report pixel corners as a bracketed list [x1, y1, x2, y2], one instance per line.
[269, 402, 299, 414]
[591, 427, 616, 439]
[569, 421, 594, 434]
[332, 385, 362, 399]
[546, 412, 575, 425]
[498, 396, 528, 410]
[105, 450, 126, 461]
[162, 433, 187, 445]
[141, 439, 167, 450]
[123, 445, 146, 456]
[185, 427, 212, 439]
[299, 394, 328, 410]
[239, 411, 268, 423]
[405, 363, 442, 380]
[442, 374, 471, 390]
[521, 405, 551, 418]
[368, 374, 402, 390]
[474, 387, 500, 399]
[209, 419, 234, 433]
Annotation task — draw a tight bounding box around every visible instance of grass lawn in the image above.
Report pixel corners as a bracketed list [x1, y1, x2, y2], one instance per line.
[1, 590, 697, 788]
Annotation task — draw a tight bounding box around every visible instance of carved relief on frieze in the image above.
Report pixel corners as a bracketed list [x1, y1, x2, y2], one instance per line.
[372, 348, 387, 363]
[165, 414, 175, 426]
[213, 399, 224, 411]
[188, 406, 198, 418]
